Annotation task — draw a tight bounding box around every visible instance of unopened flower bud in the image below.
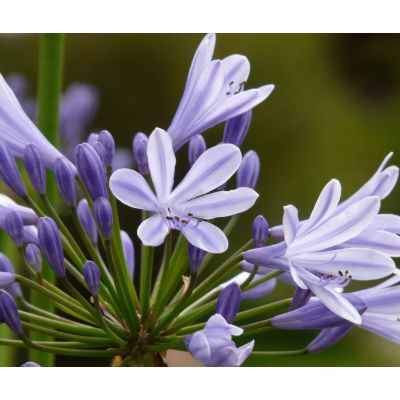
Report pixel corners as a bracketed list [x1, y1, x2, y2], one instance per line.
[98, 130, 115, 167]
[25, 244, 43, 273]
[5, 211, 24, 246]
[92, 141, 106, 166]
[83, 261, 101, 296]
[188, 243, 206, 274]
[0, 290, 22, 335]
[37, 217, 65, 277]
[216, 282, 241, 323]
[87, 133, 99, 145]
[237, 150, 260, 189]
[121, 230, 135, 279]
[307, 324, 354, 353]
[188, 135, 206, 166]
[0, 140, 27, 197]
[74, 143, 107, 200]
[23, 143, 46, 194]
[223, 110, 252, 147]
[132, 132, 149, 175]
[55, 157, 77, 206]
[252, 215, 269, 248]
[21, 362, 41, 367]
[77, 199, 98, 244]
[94, 197, 113, 240]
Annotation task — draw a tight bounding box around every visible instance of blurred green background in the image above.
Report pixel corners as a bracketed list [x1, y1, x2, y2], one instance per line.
[1, 33, 400, 366]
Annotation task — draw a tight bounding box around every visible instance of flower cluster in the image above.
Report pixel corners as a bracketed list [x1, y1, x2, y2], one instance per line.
[0, 34, 399, 368]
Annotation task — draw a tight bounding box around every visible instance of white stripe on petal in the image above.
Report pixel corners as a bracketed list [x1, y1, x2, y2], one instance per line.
[109, 168, 158, 212]
[171, 144, 241, 204]
[180, 187, 258, 219]
[147, 128, 176, 203]
[182, 221, 228, 253]
[137, 214, 169, 247]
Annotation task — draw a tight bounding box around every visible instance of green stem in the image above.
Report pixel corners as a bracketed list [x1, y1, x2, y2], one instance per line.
[31, 33, 65, 366]
[250, 349, 308, 357]
[235, 298, 292, 323]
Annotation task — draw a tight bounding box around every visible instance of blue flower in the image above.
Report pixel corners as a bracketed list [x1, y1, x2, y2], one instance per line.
[110, 128, 258, 253]
[245, 154, 400, 324]
[184, 314, 254, 367]
[167, 33, 274, 150]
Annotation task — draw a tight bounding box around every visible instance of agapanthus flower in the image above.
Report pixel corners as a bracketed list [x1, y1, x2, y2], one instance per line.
[244, 154, 400, 324]
[110, 128, 258, 253]
[0, 74, 74, 171]
[167, 33, 274, 150]
[272, 276, 400, 352]
[184, 314, 254, 367]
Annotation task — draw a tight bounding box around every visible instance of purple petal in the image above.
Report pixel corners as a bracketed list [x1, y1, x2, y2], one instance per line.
[289, 196, 380, 254]
[283, 205, 299, 244]
[109, 168, 158, 212]
[171, 144, 241, 204]
[368, 214, 400, 234]
[180, 188, 258, 219]
[187, 331, 211, 365]
[147, 128, 176, 202]
[182, 221, 228, 253]
[236, 340, 255, 366]
[137, 214, 169, 247]
[295, 248, 396, 280]
[0, 272, 14, 287]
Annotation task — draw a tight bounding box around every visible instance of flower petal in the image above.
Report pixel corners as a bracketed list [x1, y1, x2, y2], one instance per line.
[295, 248, 396, 280]
[182, 221, 228, 253]
[341, 229, 400, 257]
[221, 55, 250, 88]
[187, 331, 211, 364]
[297, 179, 341, 236]
[180, 187, 258, 219]
[137, 214, 169, 247]
[288, 196, 380, 254]
[243, 242, 288, 265]
[283, 205, 299, 244]
[368, 214, 400, 234]
[306, 281, 362, 324]
[109, 168, 158, 212]
[147, 128, 176, 202]
[0, 272, 14, 287]
[362, 313, 400, 345]
[236, 340, 255, 366]
[171, 144, 241, 204]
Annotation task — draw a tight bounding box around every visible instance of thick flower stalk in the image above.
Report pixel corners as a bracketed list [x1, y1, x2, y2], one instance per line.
[0, 33, 399, 368]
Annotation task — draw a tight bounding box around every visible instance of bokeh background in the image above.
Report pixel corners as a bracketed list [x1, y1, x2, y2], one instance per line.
[0, 33, 400, 366]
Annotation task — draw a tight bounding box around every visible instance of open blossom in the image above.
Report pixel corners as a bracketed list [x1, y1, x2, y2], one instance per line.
[167, 33, 274, 150]
[184, 314, 254, 367]
[244, 154, 400, 324]
[110, 128, 258, 253]
[0, 74, 75, 171]
[272, 276, 400, 352]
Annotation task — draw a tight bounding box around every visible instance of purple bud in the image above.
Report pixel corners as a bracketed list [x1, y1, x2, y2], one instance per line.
[55, 157, 77, 206]
[98, 130, 115, 167]
[37, 217, 65, 277]
[83, 261, 101, 296]
[23, 143, 46, 194]
[289, 288, 312, 311]
[252, 215, 268, 248]
[0, 290, 22, 335]
[25, 244, 43, 273]
[92, 141, 106, 165]
[223, 110, 252, 147]
[188, 243, 206, 274]
[132, 132, 149, 175]
[74, 143, 107, 200]
[77, 199, 98, 244]
[0, 140, 27, 197]
[188, 135, 206, 166]
[216, 282, 241, 324]
[87, 133, 99, 145]
[0, 272, 15, 287]
[0, 254, 20, 298]
[237, 150, 260, 189]
[21, 361, 41, 367]
[5, 211, 24, 246]
[94, 197, 113, 240]
[121, 230, 135, 279]
[307, 324, 354, 353]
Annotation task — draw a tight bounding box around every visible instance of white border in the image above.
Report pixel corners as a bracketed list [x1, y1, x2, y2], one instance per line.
[1, 0, 400, 33]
